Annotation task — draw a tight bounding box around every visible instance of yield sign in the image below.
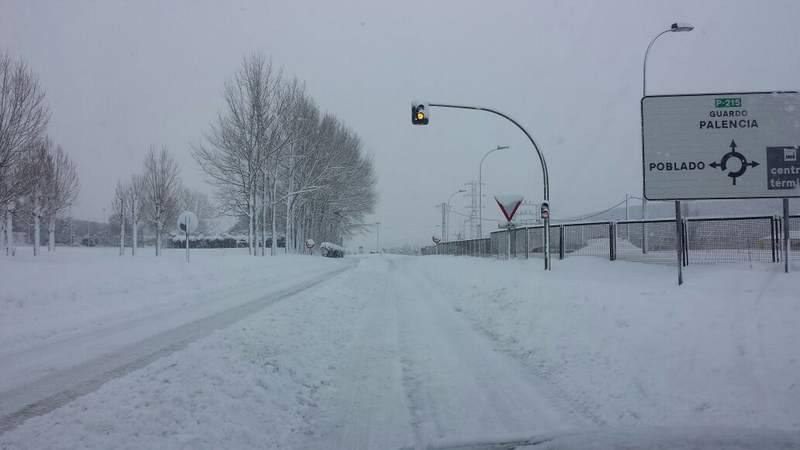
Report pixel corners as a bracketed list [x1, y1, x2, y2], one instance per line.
[494, 194, 524, 222]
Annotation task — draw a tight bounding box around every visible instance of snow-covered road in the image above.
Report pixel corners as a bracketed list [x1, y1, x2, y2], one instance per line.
[1, 251, 798, 449]
[299, 256, 576, 450]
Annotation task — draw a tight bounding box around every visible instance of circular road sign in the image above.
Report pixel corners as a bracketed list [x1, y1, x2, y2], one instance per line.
[177, 211, 198, 233]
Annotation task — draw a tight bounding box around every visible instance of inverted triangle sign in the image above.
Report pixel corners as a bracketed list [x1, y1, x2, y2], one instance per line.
[494, 194, 524, 222]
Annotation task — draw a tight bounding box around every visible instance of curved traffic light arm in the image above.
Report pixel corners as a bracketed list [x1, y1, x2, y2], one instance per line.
[428, 103, 549, 201]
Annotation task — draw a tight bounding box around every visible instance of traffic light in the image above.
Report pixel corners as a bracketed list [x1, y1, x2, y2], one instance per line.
[411, 102, 429, 125]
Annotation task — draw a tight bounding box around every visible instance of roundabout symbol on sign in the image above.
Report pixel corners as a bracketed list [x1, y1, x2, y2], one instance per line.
[708, 139, 760, 186]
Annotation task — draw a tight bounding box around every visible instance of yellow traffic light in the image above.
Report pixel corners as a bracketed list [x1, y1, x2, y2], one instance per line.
[412, 102, 429, 125]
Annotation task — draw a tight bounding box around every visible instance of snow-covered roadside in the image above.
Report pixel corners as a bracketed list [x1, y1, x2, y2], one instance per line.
[415, 255, 800, 430]
[0, 247, 344, 394]
[0, 255, 371, 450]
[0, 247, 336, 352]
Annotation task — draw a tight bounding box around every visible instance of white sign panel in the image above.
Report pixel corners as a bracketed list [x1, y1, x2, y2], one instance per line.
[642, 91, 800, 200]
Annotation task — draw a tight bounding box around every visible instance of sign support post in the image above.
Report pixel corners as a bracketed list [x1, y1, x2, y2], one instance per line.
[177, 211, 197, 264]
[495, 194, 524, 261]
[674, 200, 683, 285]
[784, 198, 790, 273]
[185, 224, 190, 263]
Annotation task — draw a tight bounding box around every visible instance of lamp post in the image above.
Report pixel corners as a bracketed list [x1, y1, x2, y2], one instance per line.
[642, 22, 694, 282]
[478, 145, 510, 238]
[446, 189, 466, 241]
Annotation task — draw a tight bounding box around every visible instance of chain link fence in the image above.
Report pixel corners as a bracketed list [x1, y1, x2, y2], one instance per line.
[422, 214, 800, 265]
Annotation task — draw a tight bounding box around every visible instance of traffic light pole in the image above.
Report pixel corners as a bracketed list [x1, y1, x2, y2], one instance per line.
[428, 103, 551, 270]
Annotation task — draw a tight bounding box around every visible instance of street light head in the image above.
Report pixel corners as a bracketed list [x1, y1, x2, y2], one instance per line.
[670, 22, 694, 32]
[496, 145, 510, 150]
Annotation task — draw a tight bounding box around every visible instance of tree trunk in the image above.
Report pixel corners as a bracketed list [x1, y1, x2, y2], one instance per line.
[262, 171, 268, 256]
[156, 217, 161, 256]
[48, 217, 56, 252]
[285, 194, 292, 254]
[132, 212, 137, 256]
[0, 215, 5, 255]
[33, 197, 40, 256]
[119, 202, 125, 256]
[248, 191, 254, 256]
[271, 177, 278, 256]
[5, 208, 13, 256]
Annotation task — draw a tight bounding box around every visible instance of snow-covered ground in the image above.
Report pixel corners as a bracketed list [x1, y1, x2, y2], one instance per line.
[0, 247, 349, 425]
[1, 250, 798, 449]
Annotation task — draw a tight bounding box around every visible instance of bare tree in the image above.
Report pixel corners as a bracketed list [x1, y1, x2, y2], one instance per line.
[2, 156, 34, 256]
[142, 146, 181, 256]
[0, 54, 49, 255]
[193, 54, 288, 256]
[111, 180, 126, 255]
[43, 144, 79, 252]
[0, 54, 49, 205]
[126, 175, 144, 255]
[195, 55, 377, 255]
[21, 139, 53, 256]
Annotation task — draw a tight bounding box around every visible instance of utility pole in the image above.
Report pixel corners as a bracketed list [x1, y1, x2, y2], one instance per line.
[465, 180, 480, 239]
[478, 145, 509, 237]
[440, 203, 447, 242]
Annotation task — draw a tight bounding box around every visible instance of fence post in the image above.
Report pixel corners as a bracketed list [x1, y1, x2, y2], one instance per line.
[559, 225, 565, 260]
[610, 222, 616, 261]
[771, 216, 777, 263]
[783, 198, 790, 274]
[778, 217, 783, 262]
[683, 218, 689, 267]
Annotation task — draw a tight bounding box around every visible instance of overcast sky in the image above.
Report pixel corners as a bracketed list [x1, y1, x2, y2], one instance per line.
[3, 0, 800, 249]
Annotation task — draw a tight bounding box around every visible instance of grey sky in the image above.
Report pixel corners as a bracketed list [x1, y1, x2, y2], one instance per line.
[3, 0, 800, 248]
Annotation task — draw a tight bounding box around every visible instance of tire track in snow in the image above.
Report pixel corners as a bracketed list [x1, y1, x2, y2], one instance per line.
[415, 267, 607, 428]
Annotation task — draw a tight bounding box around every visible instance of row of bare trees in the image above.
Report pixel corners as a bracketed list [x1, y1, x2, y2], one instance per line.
[193, 54, 377, 255]
[111, 147, 192, 256]
[0, 53, 79, 255]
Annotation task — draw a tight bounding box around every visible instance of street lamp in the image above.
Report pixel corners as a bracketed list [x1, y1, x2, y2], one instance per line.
[478, 145, 510, 238]
[641, 22, 694, 254]
[446, 189, 466, 241]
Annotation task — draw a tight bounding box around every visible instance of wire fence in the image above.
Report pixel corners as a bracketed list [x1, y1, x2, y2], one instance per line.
[422, 214, 800, 265]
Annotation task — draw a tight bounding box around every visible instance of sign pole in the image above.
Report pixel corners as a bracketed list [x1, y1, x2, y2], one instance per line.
[507, 223, 512, 259]
[185, 226, 190, 263]
[784, 198, 790, 273]
[674, 200, 683, 285]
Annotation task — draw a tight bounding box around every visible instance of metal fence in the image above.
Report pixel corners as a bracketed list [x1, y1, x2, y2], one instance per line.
[422, 214, 800, 265]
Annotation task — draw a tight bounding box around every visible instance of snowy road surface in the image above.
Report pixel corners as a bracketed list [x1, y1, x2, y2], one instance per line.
[298, 257, 576, 450]
[1, 250, 799, 449]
